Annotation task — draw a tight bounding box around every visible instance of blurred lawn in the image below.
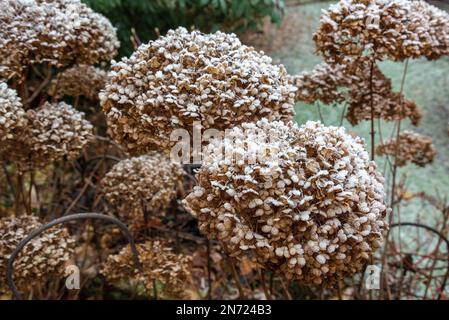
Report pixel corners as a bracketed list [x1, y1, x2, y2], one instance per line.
[253, 1, 449, 221]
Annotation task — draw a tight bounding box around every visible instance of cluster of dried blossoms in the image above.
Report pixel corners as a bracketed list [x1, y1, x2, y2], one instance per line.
[0, 83, 27, 146]
[185, 119, 389, 285]
[292, 59, 422, 126]
[101, 240, 191, 299]
[376, 131, 436, 167]
[346, 91, 421, 126]
[0, 215, 75, 294]
[292, 62, 349, 105]
[0, 0, 119, 81]
[100, 27, 297, 155]
[102, 153, 184, 233]
[1, 100, 94, 169]
[313, 0, 449, 63]
[48, 64, 108, 101]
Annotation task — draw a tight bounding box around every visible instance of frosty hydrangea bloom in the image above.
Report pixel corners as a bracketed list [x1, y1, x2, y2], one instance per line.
[48, 64, 108, 100]
[100, 27, 297, 155]
[347, 91, 421, 126]
[1, 101, 94, 169]
[185, 119, 389, 285]
[293, 59, 422, 126]
[101, 240, 191, 299]
[102, 153, 184, 233]
[291, 62, 349, 105]
[0, 83, 27, 144]
[0, 215, 75, 295]
[313, 0, 449, 63]
[376, 131, 436, 167]
[0, 0, 119, 81]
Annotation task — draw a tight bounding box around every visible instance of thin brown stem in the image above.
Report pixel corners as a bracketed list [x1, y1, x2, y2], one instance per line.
[369, 60, 376, 161]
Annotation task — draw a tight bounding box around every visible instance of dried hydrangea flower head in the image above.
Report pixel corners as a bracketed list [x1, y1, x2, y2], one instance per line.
[0, 83, 28, 144]
[376, 131, 436, 167]
[291, 62, 349, 105]
[347, 91, 421, 126]
[0, 215, 75, 295]
[102, 153, 184, 233]
[100, 27, 296, 155]
[185, 119, 389, 285]
[47, 64, 108, 100]
[1, 101, 94, 169]
[313, 0, 449, 63]
[292, 59, 422, 126]
[101, 240, 191, 299]
[0, 0, 119, 81]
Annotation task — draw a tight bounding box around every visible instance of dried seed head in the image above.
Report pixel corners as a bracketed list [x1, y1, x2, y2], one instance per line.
[101, 240, 191, 299]
[313, 0, 449, 63]
[0, 0, 119, 81]
[185, 119, 389, 285]
[1, 101, 94, 169]
[48, 64, 108, 100]
[376, 131, 436, 167]
[100, 27, 296, 155]
[0, 215, 75, 295]
[102, 153, 184, 233]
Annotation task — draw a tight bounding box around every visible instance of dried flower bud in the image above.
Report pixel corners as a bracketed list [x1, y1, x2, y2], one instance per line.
[101, 27, 296, 155]
[376, 131, 436, 167]
[0, 215, 75, 295]
[0, 0, 119, 81]
[185, 119, 389, 285]
[48, 64, 108, 100]
[101, 240, 191, 299]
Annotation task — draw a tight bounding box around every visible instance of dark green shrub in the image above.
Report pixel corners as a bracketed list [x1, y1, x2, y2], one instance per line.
[82, 0, 286, 57]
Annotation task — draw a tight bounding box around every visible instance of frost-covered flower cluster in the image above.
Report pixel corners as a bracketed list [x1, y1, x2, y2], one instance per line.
[313, 0, 449, 63]
[293, 59, 422, 126]
[100, 27, 297, 155]
[291, 62, 349, 105]
[101, 240, 191, 299]
[1, 101, 94, 169]
[102, 153, 184, 233]
[376, 131, 436, 167]
[0, 0, 119, 81]
[48, 64, 108, 100]
[0, 83, 27, 144]
[0, 215, 75, 295]
[346, 91, 421, 126]
[185, 119, 389, 285]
